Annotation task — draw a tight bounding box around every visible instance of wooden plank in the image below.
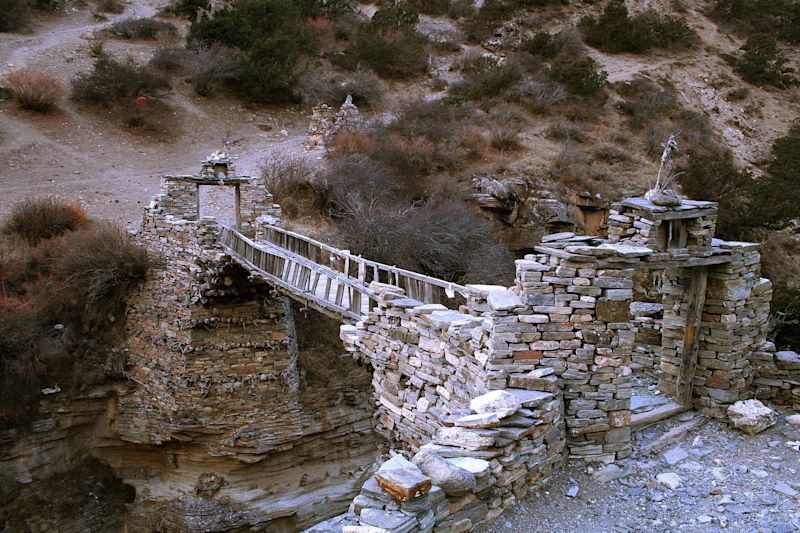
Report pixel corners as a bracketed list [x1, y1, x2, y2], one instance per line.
[636, 415, 708, 456]
[630, 401, 689, 430]
[676, 266, 708, 406]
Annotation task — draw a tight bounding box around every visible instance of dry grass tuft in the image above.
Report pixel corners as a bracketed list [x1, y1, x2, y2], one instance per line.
[2, 69, 65, 113]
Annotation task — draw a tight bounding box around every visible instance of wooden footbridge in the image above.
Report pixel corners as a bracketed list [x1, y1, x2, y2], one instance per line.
[218, 225, 486, 322]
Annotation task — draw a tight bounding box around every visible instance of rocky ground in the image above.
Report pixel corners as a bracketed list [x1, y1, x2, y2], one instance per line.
[482, 410, 800, 533]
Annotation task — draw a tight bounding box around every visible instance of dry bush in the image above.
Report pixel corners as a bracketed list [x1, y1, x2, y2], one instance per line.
[759, 231, 800, 347]
[450, 61, 522, 102]
[512, 75, 568, 114]
[339, 195, 513, 284]
[191, 44, 242, 96]
[316, 154, 401, 217]
[2, 69, 64, 113]
[0, 203, 149, 427]
[150, 45, 196, 72]
[326, 128, 375, 159]
[0, 0, 30, 32]
[298, 64, 384, 108]
[487, 108, 523, 151]
[4, 197, 87, 245]
[258, 153, 316, 205]
[551, 139, 591, 185]
[107, 17, 178, 40]
[49, 223, 149, 322]
[594, 144, 631, 163]
[546, 121, 589, 143]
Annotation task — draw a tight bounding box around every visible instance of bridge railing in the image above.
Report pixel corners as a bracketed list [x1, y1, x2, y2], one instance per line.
[256, 224, 488, 307]
[219, 226, 379, 320]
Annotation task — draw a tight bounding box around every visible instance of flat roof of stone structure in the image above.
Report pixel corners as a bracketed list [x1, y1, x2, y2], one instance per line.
[163, 174, 255, 186]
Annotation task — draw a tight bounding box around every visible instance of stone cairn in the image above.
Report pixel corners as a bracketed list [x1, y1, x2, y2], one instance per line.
[308, 388, 562, 533]
[304, 95, 362, 150]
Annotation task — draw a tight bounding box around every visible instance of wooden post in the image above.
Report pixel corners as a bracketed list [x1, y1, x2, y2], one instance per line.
[235, 184, 241, 230]
[676, 266, 708, 406]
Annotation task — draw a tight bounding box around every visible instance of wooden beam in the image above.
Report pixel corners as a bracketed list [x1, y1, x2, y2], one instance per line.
[630, 401, 689, 430]
[676, 266, 708, 406]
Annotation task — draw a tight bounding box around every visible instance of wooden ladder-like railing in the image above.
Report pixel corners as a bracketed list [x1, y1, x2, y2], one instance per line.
[218, 225, 486, 322]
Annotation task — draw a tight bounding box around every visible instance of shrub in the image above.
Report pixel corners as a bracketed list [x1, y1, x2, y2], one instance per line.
[326, 128, 375, 158]
[298, 64, 384, 107]
[107, 17, 178, 40]
[337, 26, 428, 79]
[616, 77, 678, 123]
[451, 62, 522, 101]
[95, 0, 124, 14]
[49, 224, 149, 322]
[0, 0, 30, 32]
[191, 44, 242, 96]
[150, 45, 196, 72]
[339, 195, 514, 284]
[0, 205, 148, 427]
[189, 0, 317, 103]
[259, 153, 316, 203]
[4, 197, 87, 244]
[731, 34, 796, 87]
[579, 0, 693, 53]
[523, 32, 557, 58]
[762, 121, 800, 227]
[759, 232, 800, 348]
[2, 68, 64, 112]
[512, 75, 568, 113]
[550, 57, 607, 96]
[163, 0, 209, 19]
[710, 0, 800, 44]
[317, 154, 401, 217]
[488, 108, 523, 151]
[71, 54, 171, 107]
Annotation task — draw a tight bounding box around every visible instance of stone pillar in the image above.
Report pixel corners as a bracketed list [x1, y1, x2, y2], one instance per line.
[513, 253, 633, 462]
[157, 175, 199, 221]
[239, 179, 280, 237]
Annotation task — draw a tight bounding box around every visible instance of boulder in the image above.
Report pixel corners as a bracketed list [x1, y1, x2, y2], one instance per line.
[412, 449, 476, 496]
[727, 399, 777, 435]
[469, 390, 521, 419]
[656, 472, 682, 490]
[374, 457, 432, 502]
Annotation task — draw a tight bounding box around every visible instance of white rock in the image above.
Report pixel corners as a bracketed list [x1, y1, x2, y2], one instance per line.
[786, 414, 800, 426]
[727, 399, 777, 435]
[445, 457, 490, 477]
[656, 472, 682, 490]
[433, 427, 496, 450]
[487, 289, 523, 311]
[470, 390, 521, 419]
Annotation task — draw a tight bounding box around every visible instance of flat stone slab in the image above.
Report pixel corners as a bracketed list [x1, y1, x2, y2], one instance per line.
[664, 447, 688, 466]
[445, 457, 490, 477]
[542, 232, 575, 242]
[386, 298, 424, 308]
[631, 394, 670, 413]
[429, 310, 470, 329]
[374, 468, 431, 502]
[454, 413, 501, 429]
[420, 443, 501, 459]
[488, 289, 523, 311]
[470, 390, 522, 419]
[434, 427, 497, 450]
[359, 509, 417, 532]
[515, 259, 550, 272]
[505, 389, 554, 408]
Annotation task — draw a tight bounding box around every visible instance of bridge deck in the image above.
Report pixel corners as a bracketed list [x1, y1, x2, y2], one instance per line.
[218, 225, 486, 322]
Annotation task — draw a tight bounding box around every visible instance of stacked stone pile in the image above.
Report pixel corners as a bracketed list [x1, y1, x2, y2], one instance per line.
[751, 343, 800, 411]
[306, 388, 564, 533]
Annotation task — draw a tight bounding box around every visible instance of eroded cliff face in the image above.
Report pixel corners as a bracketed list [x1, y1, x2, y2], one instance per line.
[0, 215, 382, 532]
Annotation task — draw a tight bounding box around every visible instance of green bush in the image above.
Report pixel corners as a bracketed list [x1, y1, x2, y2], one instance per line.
[71, 55, 171, 107]
[731, 34, 796, 87]
[522, 32, 557, 58]
[0, 0, 30, 32]
[338, 25, 428, 78]
[163, 0, 209, 19]
[580, 0, 693, 53]
[189, 0, 318, 103]
[711, 0, 800, 43]
[550, 57, 607, 96]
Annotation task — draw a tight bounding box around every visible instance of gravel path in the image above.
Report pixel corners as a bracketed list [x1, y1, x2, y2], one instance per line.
[480, 411, 800, 533]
